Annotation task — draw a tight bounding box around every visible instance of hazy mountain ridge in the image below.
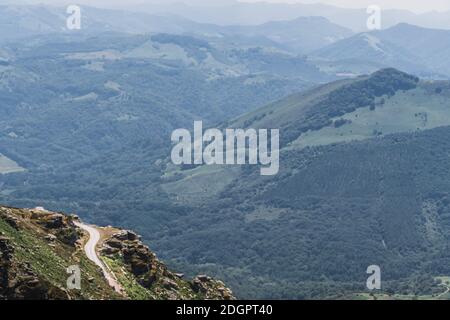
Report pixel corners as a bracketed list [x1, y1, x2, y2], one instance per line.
[0, 4, 353, 55]
[313, 23, 450, 78]
[215, 16, 353, 54]
[0, 4, 202, 42]
[135, 1, 450, 31]
[4, 3, 450, 80]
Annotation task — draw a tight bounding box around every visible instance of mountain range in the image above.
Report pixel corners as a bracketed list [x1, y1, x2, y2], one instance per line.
[4, 4, 450, 79]
[135, 0, 450, 31]
[3, 3, 450, 300]
[0, 4, 352, 55]
[313, 23, 450, 78]
[4, 66, 450, 299]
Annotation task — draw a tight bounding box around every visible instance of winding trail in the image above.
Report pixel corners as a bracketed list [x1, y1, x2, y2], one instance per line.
[74, 221, 124, 294]
[437, 283, 450, 299]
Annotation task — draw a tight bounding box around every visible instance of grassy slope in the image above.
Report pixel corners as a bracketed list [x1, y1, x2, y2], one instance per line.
[150, 70, 450, 299]
[0, 208, 122, 299]
[1, 206, 234, 300]
[0, 154, 25, 174]
[289, 81, 450, 150]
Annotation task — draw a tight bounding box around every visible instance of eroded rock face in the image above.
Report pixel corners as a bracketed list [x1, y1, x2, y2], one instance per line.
[101, 231, 235, 300]
[0, 236, 13, 298]
[9, 274, 49, 300]
[114, 230, 140, 242]
[102, 232, 159, 286]
[0, 208, 19, 229]
[30, 211, 80, 246]
[191, 276, 234, 300]
[0, 207, 80, 300]
[0, 236, 67, 300]
[0, 205, 234, 300]
[41, 214, 65, 229]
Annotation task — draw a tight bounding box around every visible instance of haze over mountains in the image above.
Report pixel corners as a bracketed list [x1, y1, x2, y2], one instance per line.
[313, 23, 450, 78]
[0, 4, 353, 54]
[3, 1, 450, 300]
[11, 0, 450, 31]
[2, 4, 450, 79]
[134, 1, 450, 31]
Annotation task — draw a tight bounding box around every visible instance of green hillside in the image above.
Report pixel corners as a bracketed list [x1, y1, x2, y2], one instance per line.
[0, 154, 25, 174]
[155, 69, 450, 299]
[4, 61, 450, 299]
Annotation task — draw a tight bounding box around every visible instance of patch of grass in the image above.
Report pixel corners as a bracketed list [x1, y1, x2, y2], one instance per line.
[0, 154, 25, 174]
[289, 87, 450, 151]
[0, 213, 121, 300]
[162, 165, 241, 205]
[0, 217, 68, 287]
[102, 256, 153, 300]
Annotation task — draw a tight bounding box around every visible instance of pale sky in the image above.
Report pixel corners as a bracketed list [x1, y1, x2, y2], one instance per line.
[241, 0, 450, 13]
[3, 0, 450, 14]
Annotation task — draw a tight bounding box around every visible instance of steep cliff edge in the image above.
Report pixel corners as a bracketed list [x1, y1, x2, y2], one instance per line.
[0, 205, 234, 300]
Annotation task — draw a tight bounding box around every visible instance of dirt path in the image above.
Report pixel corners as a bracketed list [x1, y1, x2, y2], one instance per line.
[74, 221, 124, 294]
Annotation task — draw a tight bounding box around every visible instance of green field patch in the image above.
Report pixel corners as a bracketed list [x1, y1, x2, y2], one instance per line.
[289, 87, 450, 150]
[0, 154, 25, 174]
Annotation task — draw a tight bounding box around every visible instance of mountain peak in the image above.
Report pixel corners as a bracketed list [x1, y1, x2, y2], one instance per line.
[371, 67, 419, 81]
[388, 22, 447, 32]
[391, 22, 421, 29]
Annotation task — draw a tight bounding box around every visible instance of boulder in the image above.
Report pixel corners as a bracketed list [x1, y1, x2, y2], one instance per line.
[101, 245, 120, 255]
[105, 238, 122, 249]
[43, 214, 65, 229]
[114, 230, 139, 241]
[191, 279, 207, 294]
[3, 215, 19, 229]
[162, 278, 179, 290]
[44, 234, 57, 242]
[197, 275, 211, 282]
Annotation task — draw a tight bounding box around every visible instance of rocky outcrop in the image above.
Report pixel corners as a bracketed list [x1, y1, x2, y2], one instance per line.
[0, 205, 234, 300]
[0, 207, 74, 300]
[101, 231, 234, 300]
[191, 276, 234, 300]
[0, 233, 66, 300]
[0, 209, 19, 229]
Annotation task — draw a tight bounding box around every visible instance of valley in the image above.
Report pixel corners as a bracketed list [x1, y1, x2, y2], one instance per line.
[153, 69, 450, 298]
[4, 67, 450, 298]
[3, 2, 450, 300]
